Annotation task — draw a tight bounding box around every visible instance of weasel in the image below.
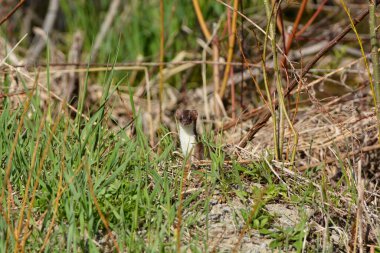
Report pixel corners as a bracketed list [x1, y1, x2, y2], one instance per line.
[175, 109, 204, 161]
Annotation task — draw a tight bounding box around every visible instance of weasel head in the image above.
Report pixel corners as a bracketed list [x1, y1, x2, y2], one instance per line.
[175, 110, 198, 126]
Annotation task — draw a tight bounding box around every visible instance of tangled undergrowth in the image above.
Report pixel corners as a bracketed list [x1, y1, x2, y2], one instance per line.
[1, 0, 380, 252]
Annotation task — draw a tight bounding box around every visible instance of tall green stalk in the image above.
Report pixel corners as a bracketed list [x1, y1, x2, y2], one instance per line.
[262, 0, 280, 159]
[263, 0, 284, 159]
[263, 0, 298, 164]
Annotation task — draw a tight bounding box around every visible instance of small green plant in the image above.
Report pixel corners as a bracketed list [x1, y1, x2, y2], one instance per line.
[268, 213, 308, 252]
[240, 207, 273, 232]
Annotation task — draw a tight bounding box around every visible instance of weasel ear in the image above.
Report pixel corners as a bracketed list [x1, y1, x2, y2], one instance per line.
[191, 110, 198, 118]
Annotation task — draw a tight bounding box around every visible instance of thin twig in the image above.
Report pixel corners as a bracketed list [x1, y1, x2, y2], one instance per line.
[0, 0, 25, 26]
[0, 33, 28, 65]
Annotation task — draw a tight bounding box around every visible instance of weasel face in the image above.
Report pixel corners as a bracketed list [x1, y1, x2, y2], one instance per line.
[175, 110, 198, 126]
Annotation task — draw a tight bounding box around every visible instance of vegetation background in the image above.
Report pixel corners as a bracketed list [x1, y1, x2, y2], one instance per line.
[0, 0, 380, 252]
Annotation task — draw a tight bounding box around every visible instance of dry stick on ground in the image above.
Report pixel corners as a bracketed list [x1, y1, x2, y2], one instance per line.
[0, 0, 25, 26]
[0, 90, 29, 99]
[25, 0, 59, 65]
[238, 3, 379, 148]
[14, 61, 261, 68]
[90, 0, 121, 61]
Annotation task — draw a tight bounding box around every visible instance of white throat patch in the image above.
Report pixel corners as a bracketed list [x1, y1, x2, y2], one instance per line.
[178, 123, 197, 157]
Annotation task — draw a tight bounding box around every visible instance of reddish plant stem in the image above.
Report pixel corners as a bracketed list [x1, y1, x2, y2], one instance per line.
[0, 0, 25, 26]
[281, 0, 309, 67]
[296, 0, 328, 38]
